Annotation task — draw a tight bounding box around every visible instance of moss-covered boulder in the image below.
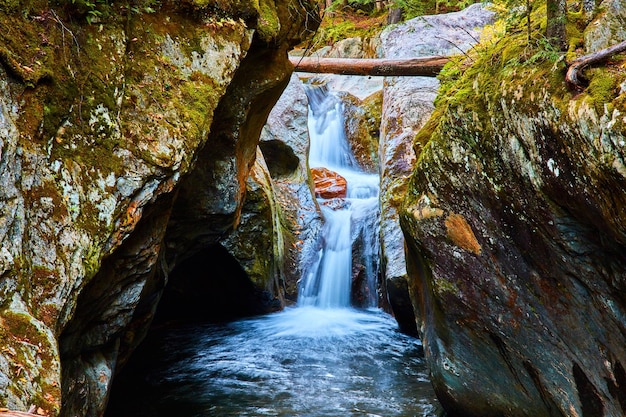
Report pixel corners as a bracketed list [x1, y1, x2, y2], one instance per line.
[378, 3, 495, 334]
[0, 0, 318, 414]
[400, 4, 626, 416]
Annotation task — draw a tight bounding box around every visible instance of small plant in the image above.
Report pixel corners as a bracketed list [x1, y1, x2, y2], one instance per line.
[526, 36, 562, 64]
[70, 0, 107, 23]
[391, 0, 479, 19]
[66, 0, 159, 23]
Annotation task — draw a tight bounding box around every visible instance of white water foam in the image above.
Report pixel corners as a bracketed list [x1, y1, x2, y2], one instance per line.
[299, 83, 381, 309]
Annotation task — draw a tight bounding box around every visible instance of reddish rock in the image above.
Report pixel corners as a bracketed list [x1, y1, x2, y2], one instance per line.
[311, 167, 347, 199]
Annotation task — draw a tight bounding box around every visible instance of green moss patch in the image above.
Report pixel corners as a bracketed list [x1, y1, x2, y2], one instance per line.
[586, 67, 620, 114]
[0, 308, 61, 414]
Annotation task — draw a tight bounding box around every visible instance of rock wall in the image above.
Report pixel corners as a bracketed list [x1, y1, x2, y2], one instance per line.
[378, 4, 495, 334]
[340, 90, 382, 173]
[0, 0, 318, 415]
[400, 3, 626, 416]
[259, 73, 323, 303]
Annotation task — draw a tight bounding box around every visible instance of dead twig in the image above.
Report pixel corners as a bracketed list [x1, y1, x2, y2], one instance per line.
[565, 40, 626, 91]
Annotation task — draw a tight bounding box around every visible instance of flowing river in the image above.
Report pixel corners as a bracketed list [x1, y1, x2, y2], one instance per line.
[105, 82, 442, 417]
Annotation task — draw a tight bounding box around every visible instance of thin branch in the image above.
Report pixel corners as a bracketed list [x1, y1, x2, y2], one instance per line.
[49, 9, 80, 53]
[566, 40, 626, 91]
[433, 35, 471, 60]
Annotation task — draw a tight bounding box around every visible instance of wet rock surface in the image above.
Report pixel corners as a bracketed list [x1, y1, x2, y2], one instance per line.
[378, 3, 495, 334]
[259, 74, 324, 302]
[340, 90, 382, 173]
[311, 167, 348, 199]
[400, 7, 626, 417]
[0, 1, 318, 415]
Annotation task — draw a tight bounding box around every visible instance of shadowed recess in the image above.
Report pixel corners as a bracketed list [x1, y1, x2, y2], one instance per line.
[155, 244, 275, 324]
[259, 139, 300, 177]
[573, 362, 604, 417]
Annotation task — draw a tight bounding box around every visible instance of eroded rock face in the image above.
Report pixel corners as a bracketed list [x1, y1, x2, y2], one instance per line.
[584, 0, 626, 52]
[400, 14, 626, 417]
[219, 147, 287, 311]
[0, 0, 317, 415]
[259, 73, 323, 302]
[340, 90, 382, 173]
[378, 3, 495, 334]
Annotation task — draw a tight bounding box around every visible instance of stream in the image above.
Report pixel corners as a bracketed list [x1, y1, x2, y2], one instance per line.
[105, 307, 440, 416]
[105, 81, 442, 417]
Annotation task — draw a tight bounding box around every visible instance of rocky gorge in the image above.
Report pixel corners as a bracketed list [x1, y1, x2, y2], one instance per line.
[0, 1, 625, 417]
[0, 0, 319, 415]
[399, 1, 626, 415]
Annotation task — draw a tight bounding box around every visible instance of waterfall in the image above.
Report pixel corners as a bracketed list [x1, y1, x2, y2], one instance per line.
[105, 79, 442, 417]
[298, 84, 381, 309]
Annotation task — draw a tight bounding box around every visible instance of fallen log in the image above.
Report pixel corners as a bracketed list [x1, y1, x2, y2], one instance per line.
[289, 56, 450, 77]
[566, 40, 626, 91]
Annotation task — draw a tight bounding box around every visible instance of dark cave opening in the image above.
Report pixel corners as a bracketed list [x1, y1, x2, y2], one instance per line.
[154, 243, 274, 325]
[259, 139, 300, 178]
[104, 243, 275, 417]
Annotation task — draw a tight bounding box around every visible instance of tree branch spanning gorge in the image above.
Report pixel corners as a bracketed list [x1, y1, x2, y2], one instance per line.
[291, 40, 626, 93]
[289, 56, 450, 76]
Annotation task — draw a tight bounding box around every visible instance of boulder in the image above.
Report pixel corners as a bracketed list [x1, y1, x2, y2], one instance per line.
[339, 90, 382, 173]
[311, 167, 348, 199]
[378, 3, 495, 334]
[0, 0, 318, 415]
[584, 0, 626, 53]
[400, 9, 626, 417]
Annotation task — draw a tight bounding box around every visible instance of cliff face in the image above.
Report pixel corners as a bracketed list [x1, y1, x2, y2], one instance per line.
[259, 74, 324, 302]
[378, 4, 495, 334]
[0, 0, 317, 415]
[400, 3, 626, 416]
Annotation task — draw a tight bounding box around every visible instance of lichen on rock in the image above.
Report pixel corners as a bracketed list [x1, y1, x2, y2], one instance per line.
[400, 2, 626, 415]
[0, 0, 319, 414]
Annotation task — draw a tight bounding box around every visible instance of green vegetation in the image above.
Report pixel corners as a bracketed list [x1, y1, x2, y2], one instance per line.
[308, 11, 387, 46]
[0, 308, 61, 414]
[414, 0, 626, 170]
[302, 0, 480, 50]
[434, 11, 565, 119]
[391, 0, 478, 19]
[329, 0, 479, 19]
[60, 0, 160, 23]
[586, 67, 619, 114]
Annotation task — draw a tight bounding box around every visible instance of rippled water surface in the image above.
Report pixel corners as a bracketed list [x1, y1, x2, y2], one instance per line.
[107, 307, 442, 417]
[108, 82, 442, 417]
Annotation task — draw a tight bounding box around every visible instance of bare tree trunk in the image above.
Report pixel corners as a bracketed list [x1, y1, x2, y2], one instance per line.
[546, 0, 567, 51]
[289, 56, 450, 76]
[387, 7, 403, 24]
[324, 0, 332, 15]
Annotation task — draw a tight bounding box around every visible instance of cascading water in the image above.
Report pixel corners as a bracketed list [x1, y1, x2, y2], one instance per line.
[105, 79, 442, 417]
[299, 84, 380, 309]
